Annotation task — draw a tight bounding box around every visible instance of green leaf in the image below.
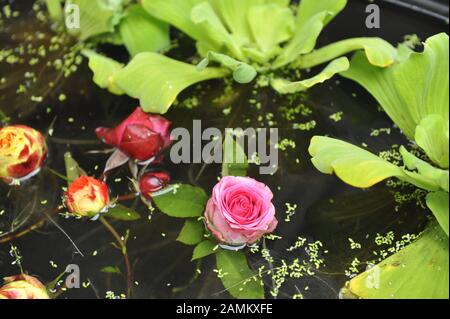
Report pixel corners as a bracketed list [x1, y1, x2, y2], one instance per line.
[342, 33, 449, 141]
[399, 146, 449, 192]
[45, 0, 63, 21]
[341, 223, 449, 299]
[296, 37, 397, 69]
[209, 0, 256, 42]
[272, 11, 329, 68]
[247, 3, 294, 59]
[177, 219, 205, 245]
[113, 52, 227, 114]
[68, 0, 123, 41]
[426, 192, 449, 236]
[192, 240, 216, 261]
[142, 0, 212, 48]
[104, 204, 140, 221]
[82, 50, 124, 95]
[296, 0, 347, 28]
[119, 4, 170, 57]
[222, 131, 248, 177]
[309, 136, 406, 189]
[271, 57, 349, 94]
[415, 115, 449, 169]
[100, 266, 122, 275]
[153, 184, 208, 218]
[197, 51, 257, 84]
[215, 250, 264, 299]
[64, 152, 85, 185]
[272, 0, 347, 68]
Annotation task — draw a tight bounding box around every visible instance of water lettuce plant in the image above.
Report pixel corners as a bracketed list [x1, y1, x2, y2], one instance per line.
[55, 0, 398, 114]
[309, 33, 449, 299]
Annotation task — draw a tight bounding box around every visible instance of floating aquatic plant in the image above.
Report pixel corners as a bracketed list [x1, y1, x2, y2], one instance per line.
[309, 33, 449, 299]
[52, 0, 397, 113]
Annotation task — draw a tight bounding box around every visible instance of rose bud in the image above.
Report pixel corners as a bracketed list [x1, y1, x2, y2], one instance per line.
[204, 176, 278, 246]
[65, 176, 109, 217]
[139, 171, 170, 200]
[95, 107, 172, 162]
[0, 274, 50, 299]
[0, 125, 47, 184]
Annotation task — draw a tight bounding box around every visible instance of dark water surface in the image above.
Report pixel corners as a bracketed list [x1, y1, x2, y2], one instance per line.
[0, 1, 447, 298]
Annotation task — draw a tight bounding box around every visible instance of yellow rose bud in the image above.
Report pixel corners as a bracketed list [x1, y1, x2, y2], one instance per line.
[65, 176, 110, 217]
[0, 274, 50, 299]
[0, 125, 47, 184]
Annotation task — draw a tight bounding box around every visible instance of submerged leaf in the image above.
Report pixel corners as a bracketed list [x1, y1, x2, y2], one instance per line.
[341, 223, 448, 299]
[104, 204, 140, 221]
[271, 57, 349, 94]
[113, 52, 228, 114]
[119, 4, 170, 57]
[215, 250, 264, 299]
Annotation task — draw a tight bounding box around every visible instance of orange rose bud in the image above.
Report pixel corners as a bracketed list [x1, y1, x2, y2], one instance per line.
[0, 274, 50, 299]
[65, 176, 109, 217]
[0, 125, 47, 184]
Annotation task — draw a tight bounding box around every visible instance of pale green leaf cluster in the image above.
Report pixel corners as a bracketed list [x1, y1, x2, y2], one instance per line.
[309, 34, 449, 299]
[309, 34, 449, 235]
[78, 0, 398, 113]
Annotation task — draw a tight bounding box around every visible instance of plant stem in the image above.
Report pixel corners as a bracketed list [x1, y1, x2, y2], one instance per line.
[0, 207, 61, 244]
[99, 216, 132, 299]
[117, 193, 138, 201]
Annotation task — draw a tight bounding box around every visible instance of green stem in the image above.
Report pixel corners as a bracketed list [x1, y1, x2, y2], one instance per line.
[99, 217, 132, 299]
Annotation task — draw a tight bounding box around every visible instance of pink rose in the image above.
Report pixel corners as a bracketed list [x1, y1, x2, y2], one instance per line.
[205, 176, 278, 246]
[95, 107, 172, 162]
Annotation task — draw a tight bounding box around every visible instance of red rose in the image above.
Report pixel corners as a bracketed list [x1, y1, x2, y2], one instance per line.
[139, 171, 170, 200]
[95, 107, 172, 162]
[0, 125, 47, 184]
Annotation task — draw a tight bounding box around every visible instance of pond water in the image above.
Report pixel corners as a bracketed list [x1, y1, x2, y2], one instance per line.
[0, 1, 447, 299]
